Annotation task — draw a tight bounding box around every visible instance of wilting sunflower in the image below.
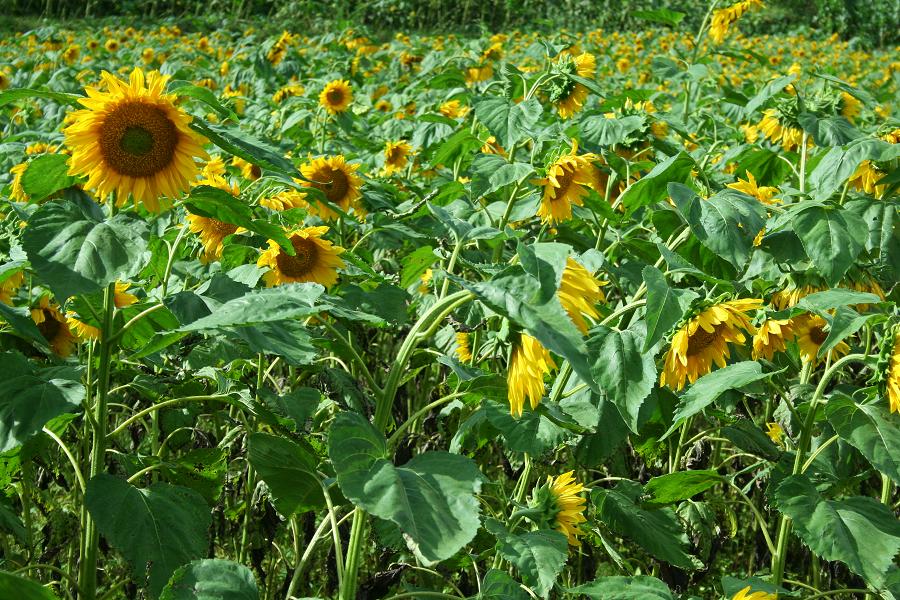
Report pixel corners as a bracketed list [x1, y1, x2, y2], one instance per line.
[529, 472, 587, 547]
[727, 171, 780, 204]
[319, 79, 353, 114]
[547, 52, 596, 119]
[507, 333, 556, 417]
[67, 282, 138, 340]
[300, 155, 364, 219]
[708, 0, 764, 44]
[0, 271, 24, 305]
[257, 226, 345, 288]
[840, 92, 861, 122]
[383, 140, 413, 176]
[757, 108, 806, 152]
[661, 299, 761, 391]
[455, 331, 473, 363]
[9, 162, 28, 201]
[885, 331, 900, 414]
[231, 156, 261, 181]
[558, 258, 607, 333]
[260, 189, 308, 211]
[438, 99, 468, 119]
[535, 141, 602, 224]
[752, 318, 794, 360]
[794, 313, 849, 365]
[31, 296, 78, 357]
[770, 280, 824, 310]
[732, 586, 776, 600]
[64, 68, 208, 212]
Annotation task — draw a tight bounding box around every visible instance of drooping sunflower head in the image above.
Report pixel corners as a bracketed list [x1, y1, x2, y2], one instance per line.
[64, 67, 208, 212]
[752, 318, 795, 361]
[547, 52, 596, 119]
[30, 296, 78, 357]
[770, 276, 825, 310]
[455, 331, 473, 363]
[383, 140, 413, 176]
[319, 79, 353, 114]
[535, 140, 601, 224]
[660, 298, 762, 391]
[727, 170, 781, 204]
[507, 333, 556, 417]
[9, 162, 29, 202]
[558, 258, 607, 334]
[260, 189, 308, 212]
[529, 471, 587, 547]
[878, 325, 900, 414]
[300, 155, 364, 219]
[757, 97, 808, 152]
[793, 313, 849, 365]
[849, 160, 888, 198]
[0, 270, 25, 305]
[257, 226, 345, 288]
[709, 0, 764, 44]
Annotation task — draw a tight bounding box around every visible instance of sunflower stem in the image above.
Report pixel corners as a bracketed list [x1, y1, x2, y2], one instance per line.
[799, 132, 809, 194]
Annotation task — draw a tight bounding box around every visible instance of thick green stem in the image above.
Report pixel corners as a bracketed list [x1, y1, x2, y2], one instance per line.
[340, 508, 367, 600]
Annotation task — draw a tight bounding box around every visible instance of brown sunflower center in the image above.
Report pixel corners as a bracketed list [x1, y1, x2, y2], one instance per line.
[687, 325, 719, 356]
[326, 88, 345, 106]
[37, 313, 61, 342]
[210, 218, 238, 236]
[99, 101, 178, 178]
[387, 147, 404, 163]
[809, 325, 828, 345]
[275, 236, 319, 278]
[553, 167, 575, 200]
[316, 166, 349, 203]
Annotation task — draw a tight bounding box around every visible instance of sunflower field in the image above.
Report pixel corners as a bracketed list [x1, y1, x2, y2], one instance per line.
[1, 1, 900, 599]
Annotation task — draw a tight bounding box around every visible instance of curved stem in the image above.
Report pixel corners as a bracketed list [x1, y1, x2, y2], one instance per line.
[285, 516, 332, 599]
[387, 392, 468, 448]
[727, 481, 776, 555]
[106, 395, 232, 439]
[108, 303, 165, 345]
[803, 590, 871, 599]
[42, 427, 86, 493]
[317, 318, 382, 397]
[161, 224, 189, 298]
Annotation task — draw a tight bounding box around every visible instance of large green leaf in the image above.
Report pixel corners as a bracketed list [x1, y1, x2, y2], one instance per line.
[567, 576, 675, 600]
[0, 88, 81, 108]
[581, 115, 646, 147]
[160, 559, 259, 600]
[20, 154, 75, 201]
[178, 284, 324, 331]
[329, 412, 484, 565]
[0, 303, 51, 351]
[817, 305, 873, 359]
[0, 571, 61, 599]
[478, 569, 529, 600]
[0, 352, 84, 453]
[22, 198, 148, 301]
[189, 120, 297, 177]
[792, 204, 867, 286]
[482, 400, 568, 456]
[587, 323, 656, 433]
[797, 113, 861, 147]
[473, 97, 542, 149]
[620, 152, 694, 214]
[85, 474, 211, 599]
[825, 396, 900, 484]
[642, 471, 723, 508]
[773, 473, 900, 587]
[809, 138, 900, 201]
[593, 481, 701, 570]
[248, 433, 324, 516]
[742, 75, 794, 117]
[485, 520, 567, 598]
[641, 265, 699, 351]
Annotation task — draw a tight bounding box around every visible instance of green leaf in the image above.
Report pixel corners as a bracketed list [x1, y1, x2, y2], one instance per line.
[567, 575, 675, 599]
[160, 447, 228, 505]
[0, 352, 84, 453]
[429, 129, 482, 169]
[479, 569, 529, 600]
[792, 204, 867, 286]
[0, 571, 62, 599]
[792, 288, 881, 314]
[620, 152, 694, 214]
[809, 138, 900, 201]
[329, 412, 484, 565]
[170, 82, 239, 121]
[85, 474, 211, 598]
[587, 323, 656, 433]
[720, 419, 782, 461]
[248, 433, 324, 516]
[161, 559, 258, 600]
[0, 303, 51, 351]
[0, 87, 81, 108]
[474, 97, 542, 149]
[190, 120, 297, 177]
[641, 265, 699, 352]
[663, 362, 771, 439]
[178, 284, 324, 331]
[817, 305, 872, 359]
[670, 184, 766, 268]
[593, 481, 701, 570]
[581, 115, 646, 147]
[797, 113, 861, 147]
[485, 520, 567, 598]
[773, 473, 900, 587]
[721, 576, 798, 598]
[483, 400, 568, 455]
[632, 9, 685, 26]
[22, 198, 148, 301]
[642, 471, 723, 508]
[825, 396, 900, 484]
[20, 154, 75, 201]
[742, 75, 794, 118]
[400, 246, 438, 288]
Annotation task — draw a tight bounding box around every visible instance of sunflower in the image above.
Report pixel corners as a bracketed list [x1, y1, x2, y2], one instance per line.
[732, 586, 776, 600]
[549, 52, 596, 119]
[507, 333, 556, 417]
[546, 472, 587, 546]
[383, 141, 413, 176]
[885, 331, 900, 414]
[62, 45, 80, 64]
[319, 79, 353, 115]
[300, 155, 364, 219]
[231, 156, 261, 181]
[141, 48, 155, 64]
[257, 226, 345, 288]
[727, 170, 780, 204]
[558, 258, 606, 333]
[752, 318, 794, 360]
[535, 140, 602, 224]
[709, 0, 764, 44]
[0, 271, 24, 305]
[481, 135, 506, 156]
[766, 422, 785, 446]
[438, 99, 468, 119]
[840, 92, 861, 122]
[794, 313, 849, 365]
[770, 281, 824, 310]
[67, 280, 138, 340]
[849, 160, 887, 198]
[30, 296, 77, 357]
[273, 84, 305, 104]
[758, 108, 805, 152]
[455, 331, 473, 363]
[260, 189, 308, 211]
[9, 162, 28, 201]
[418, 269, 433, 294]
[64, 68, 208, 212]
[660, 299, 761, 391]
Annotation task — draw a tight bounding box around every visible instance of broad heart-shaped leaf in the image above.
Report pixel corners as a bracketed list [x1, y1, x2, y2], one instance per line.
[189, 120, 297, 177]
[663, 362, 772, 439]
[0, 571, 61, 599]
[818, 305, 873, 359]
[670, 183, 766, 268]
[85, 474, 211, 599]
[248, 433, 324, 516]
[773, 473, 900, 587]
[825, 396, 900, 484]
[0, 352, 84, 453]
[620, 152, 694, 215]
[567, 576, 675, 600]
[587, 323, 656, 433]
[642, 471, 723, 508]
[21, 154, 75, 201]
[581, 115, 646, 147]
[485, 519, 567, 598]
[797, 113, 861, 147]
[329, 412, 484, 565]
[22, 198, 148, 301]
[178, 283, 324, 331]
[742, 75, 795, 118]
[641, 265, 699, 352]
[482, 400, 568, 456]
[473, 96, 542, 149]
[479, 569, 529, 600]
[593, 481, 701, 570]
[160, 559, 259, 600]
[792, 204, 867, 286]
[185, 186, 294, 254]
[810, 138, 900, 201]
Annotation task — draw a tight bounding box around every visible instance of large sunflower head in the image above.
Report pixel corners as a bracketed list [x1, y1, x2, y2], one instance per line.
[507, 333, 556, 417]
[383, 140, 412, 176]
[30, 296, 77, 357]
[793, 313, 849, 366]
[535, 140, 601, 224]
[558, 258, 607, 334]
[300, 155, 364, 219]
[64, 67, 208, 212]
[257, 226, 345, 288]
[661, 298, 762, 391]
[547, 52, 596, 119]
[529, 471, 587, 547]
[319, 79, 353, 114]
